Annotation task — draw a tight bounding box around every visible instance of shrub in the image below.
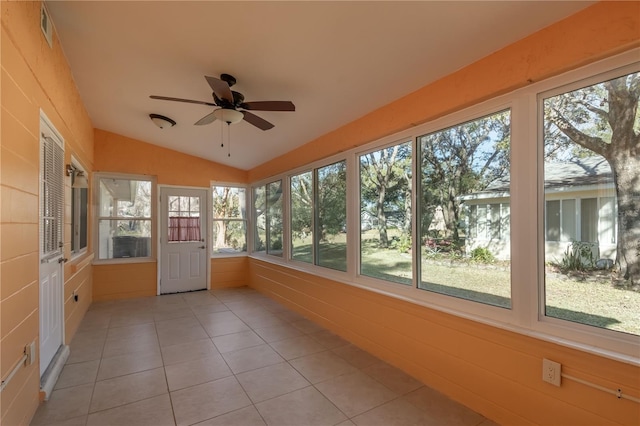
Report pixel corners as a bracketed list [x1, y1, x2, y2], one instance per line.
[560, 241, 595, 272]
[470, 247, 495, 263]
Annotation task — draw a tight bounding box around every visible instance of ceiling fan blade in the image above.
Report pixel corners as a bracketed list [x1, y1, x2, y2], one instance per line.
[194, 111, 216, 126]
[205, 76, 234, 103]
[242, 111, 275, 131]
[150, 95, 216, 107]
[240, 101, 295, 112]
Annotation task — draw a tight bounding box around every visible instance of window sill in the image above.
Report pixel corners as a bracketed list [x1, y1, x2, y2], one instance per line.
[92, 257, 157, 266]
[69, 252, 94, 274]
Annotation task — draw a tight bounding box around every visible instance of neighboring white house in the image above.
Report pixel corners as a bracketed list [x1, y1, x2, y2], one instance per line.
[461, 156, 617, 262]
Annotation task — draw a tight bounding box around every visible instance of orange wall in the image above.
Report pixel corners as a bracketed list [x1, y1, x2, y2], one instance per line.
[93, 262, 157, 301]
[1, 1, 94, 424]
[246, 2, 640, 425]
[250, 260, 640, 425]
[93, 130, 248, 299]
[94, 129, 247, 186]
[248, 1, 640, 182]
[211, 257, 249, 289]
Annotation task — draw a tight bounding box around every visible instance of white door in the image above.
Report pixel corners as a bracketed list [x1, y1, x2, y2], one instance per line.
[39, 118, 65, 376]
[160, 187, 208, 294]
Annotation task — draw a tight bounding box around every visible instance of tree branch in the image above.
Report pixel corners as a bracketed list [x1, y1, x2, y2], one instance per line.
[549, 108, 609, 156]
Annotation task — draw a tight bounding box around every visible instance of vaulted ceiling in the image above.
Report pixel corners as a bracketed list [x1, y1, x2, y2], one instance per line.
[46, 1, 593, 170]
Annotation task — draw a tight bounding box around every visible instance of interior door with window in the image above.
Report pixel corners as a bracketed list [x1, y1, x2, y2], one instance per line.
[39, 119, 65, 376]
[160, 187, 208, 294]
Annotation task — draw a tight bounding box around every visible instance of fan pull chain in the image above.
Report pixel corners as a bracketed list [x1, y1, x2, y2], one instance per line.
[227, 123, 231, 157]
[220, 120, 224, 148]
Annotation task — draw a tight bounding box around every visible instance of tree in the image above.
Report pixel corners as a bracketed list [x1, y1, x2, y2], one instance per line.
[360, 142, 411, 247]
[545, 72, 639, 284]
[317, 161, 347, 241]
[420, 111, 511, 242]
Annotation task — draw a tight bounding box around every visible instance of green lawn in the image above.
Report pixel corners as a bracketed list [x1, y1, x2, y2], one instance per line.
[292, 237, 640, 336]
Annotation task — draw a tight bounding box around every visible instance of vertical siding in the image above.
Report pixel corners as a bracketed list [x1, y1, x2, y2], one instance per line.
[1, 1, 94, 424]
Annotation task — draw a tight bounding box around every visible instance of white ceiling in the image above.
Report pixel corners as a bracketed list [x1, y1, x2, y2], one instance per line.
[46, 1, 592, 171]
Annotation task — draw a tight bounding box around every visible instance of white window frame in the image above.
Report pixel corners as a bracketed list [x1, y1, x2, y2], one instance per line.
[210, 182, 248, 258]
[93, 172, 155, 264]
[247, 48, 639, 362]
[69, 157, 88, 259]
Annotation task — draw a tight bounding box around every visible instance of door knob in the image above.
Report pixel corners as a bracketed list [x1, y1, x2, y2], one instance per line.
[199, 246, 206, 249]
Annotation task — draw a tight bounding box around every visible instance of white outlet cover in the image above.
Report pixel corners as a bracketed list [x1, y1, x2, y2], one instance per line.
[542, 358, 561, 386]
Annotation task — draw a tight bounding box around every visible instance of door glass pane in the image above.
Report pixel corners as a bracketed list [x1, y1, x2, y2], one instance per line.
[167, 196, 201, 242]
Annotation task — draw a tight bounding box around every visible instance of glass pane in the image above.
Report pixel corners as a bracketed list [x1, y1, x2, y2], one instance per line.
[291, 172, 313, 263]
[253, 186, 266, 252]
[72, 186, 88, 253]
[561, 199, 576, 241]
[316, 161, 347, 271]
[212, 220, 247, 254]
[99, 179, 152, 218]
[97, 219, 151, 259]
[359, 141, 412, 284]
[266, 181, 283, 257]
[543, 71, 638, 336]
[419, 109, 511, 308]
[546, 200, 560, 241]
[212, 186, 246, 219]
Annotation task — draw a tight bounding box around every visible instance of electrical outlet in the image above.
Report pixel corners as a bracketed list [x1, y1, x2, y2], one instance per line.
[542, 358, 561, 386]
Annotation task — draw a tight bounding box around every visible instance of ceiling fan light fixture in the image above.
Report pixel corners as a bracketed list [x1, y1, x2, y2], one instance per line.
[212, 108, 244, 124]
[149, 113, 176, 129]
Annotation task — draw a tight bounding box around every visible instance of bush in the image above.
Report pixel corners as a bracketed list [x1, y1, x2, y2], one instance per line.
[391, 233, 412, 253]
[470, 247, 495, 263]
[560, 241, 595, 272]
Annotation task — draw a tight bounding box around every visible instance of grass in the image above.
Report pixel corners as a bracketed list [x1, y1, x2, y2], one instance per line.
[292, 232, 640, 336]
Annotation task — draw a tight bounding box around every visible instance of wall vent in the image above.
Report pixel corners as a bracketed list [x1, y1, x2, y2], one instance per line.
[40, 3, 53, 48]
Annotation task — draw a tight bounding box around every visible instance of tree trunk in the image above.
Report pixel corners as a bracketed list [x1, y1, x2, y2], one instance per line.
[377, 186, 388, 247]
[610, 154, 640, 285]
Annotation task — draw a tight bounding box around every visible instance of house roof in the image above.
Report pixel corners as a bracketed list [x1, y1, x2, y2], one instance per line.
[463, 156, 613, 200]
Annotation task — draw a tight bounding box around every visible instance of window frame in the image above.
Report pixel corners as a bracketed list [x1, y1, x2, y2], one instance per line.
[93, 172, 156, 264]
[534, 57, 640, 358]
[247, 49, 639, 361]
[70, 157, 89, 259]
[211, 183, 248, 258]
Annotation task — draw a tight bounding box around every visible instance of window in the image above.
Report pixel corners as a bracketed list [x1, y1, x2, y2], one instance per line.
[316, 161, 347, 271]
[212, 185, 247, 254]
[252, 180, 283, 257]
[168, 196, 201, 242]
[70, 161, 88, 255]
[287, 162, 347, 271]
[290, 171, 313, 263]
[419, 110, 512, 308]
[267, 181, 283, 257]
[96, 175, 152, 260]
[359, 141, 412, 284]
[542, 70, 637, 336]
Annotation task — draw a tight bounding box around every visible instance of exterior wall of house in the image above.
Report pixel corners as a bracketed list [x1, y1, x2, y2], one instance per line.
[247, 3, 640, 425]
[1, 2, 95, 424]
[463, 186, 618, 262]
[93, 130, 249, 298]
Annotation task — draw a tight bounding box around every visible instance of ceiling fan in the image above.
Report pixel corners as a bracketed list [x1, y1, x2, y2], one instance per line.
[150, 74, 295, 130]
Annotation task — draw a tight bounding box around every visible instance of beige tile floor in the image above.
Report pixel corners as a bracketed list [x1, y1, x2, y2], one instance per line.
[31, 287, 498, 426]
